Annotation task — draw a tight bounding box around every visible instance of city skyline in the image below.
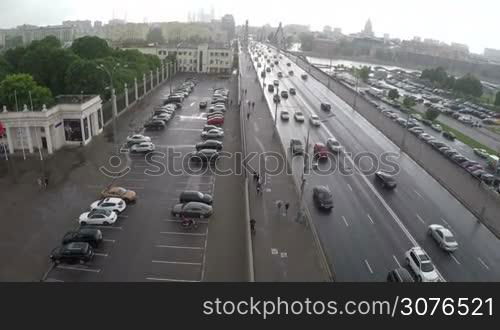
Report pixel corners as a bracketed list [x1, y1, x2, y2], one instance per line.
[0, 0, 499, 53]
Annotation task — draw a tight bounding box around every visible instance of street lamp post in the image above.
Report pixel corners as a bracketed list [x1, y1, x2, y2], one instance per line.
[353, 72, 359, 110]
[274, 85, 279, 127]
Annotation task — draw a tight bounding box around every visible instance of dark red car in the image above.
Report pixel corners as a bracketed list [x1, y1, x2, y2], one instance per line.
[207, 116, 224, 126]
[313, 143, 328, 159]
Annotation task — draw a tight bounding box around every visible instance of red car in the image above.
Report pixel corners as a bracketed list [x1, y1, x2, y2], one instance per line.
[207, 116, 224, 126]
[313, 143, 328, 159]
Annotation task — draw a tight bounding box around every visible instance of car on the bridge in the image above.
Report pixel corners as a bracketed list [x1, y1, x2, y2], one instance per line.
[79, 208, 117, 226]
[280, 110, 290, 121]
[266, 67, 271, 73]
[386, 268, 414, 282]
[287, 62, 291, 67]
[313, 143, 328, 159]
[261, 71, 266, 78]
[273, 94, 281, 103]
[375, 171, 397, 189]
[273, 80, 279, 86]
[312, 185, 333, 211]
[320, 103, 331, 112]
[294, 111, 305, 122]
[50, 242, 94, 265]
[288, 70, 294, 76]
[277, 72, 283, 78]
[280, 90, 289, 98]
[90, 197, 127, 214]
[405, 247, 440, 282]
[201, 129, 224, 140]
[196, 140, 223, 151]
[126, 134, 151, 144]
[290, 139, 304, 155]
[101, 186, 137, 204]
[179, 191, 213, 205]
[428, 224, 459, 252]
[310, 115, 321, 127]
[289, 87, 296, 95]
[171, 202, 213, 219]
[131, 141, 155, 153]
[301, 74, 308, 80]
[326, 137, 342, 153]
[267, 84, 275, 92]
[473, 148, 489, 158]
[62, 228, 103, 248]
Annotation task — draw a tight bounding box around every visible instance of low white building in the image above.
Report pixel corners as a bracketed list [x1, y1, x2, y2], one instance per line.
[128, 42, 233, 74]
[0, 95, 103, 155]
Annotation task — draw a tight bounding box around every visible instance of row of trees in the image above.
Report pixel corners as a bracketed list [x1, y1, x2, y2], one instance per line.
[0, 36, 162, 110]
[420, 67, 483, 98]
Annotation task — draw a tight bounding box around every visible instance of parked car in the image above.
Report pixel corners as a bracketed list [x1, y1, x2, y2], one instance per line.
[90, 197, 126, 214]
[201, 129, 224, 140]
[203, 125, 222, 132]
[50, 242, 94, 264]
[320, 103, 331, 111]
[190, 149, 219, 163]
[442, 131, 456, 140]
[195, 140, 223, 151]
[207, 116, 224, 126]
[144, 119, 166, 130]
[294, 111, 305, 122]
[431, 123, 442, 132]
[428, 224, 459, 252]
[312, 185, 333, 211]
[131, 142, 155, 153]
[79, 208, 117, 226]
[473, 148, 489, 158]
[386, 268, 414, 282]
[290, 139, 304, 155]
[171, 202, 213, 218]
[405, 247, 440, 282]
[101, 186, 137, 203]
[375, 171, 397, 189]
[127, 134, 151, 144]
[62, 228, 103, 248]
[179, 191, 213, 205]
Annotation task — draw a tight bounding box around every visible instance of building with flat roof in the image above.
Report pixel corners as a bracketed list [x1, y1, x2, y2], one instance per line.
[0, 95, 103, 155]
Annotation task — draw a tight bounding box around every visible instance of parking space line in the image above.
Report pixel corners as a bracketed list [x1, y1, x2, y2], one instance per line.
[451, 254, 461, 265]
[119, 178, 149, 182]
[56, 265, 101, 273]
[341, 216, 349, 227]
[366, 214, 375, 224]
[102, 239, 116, 243]
[441, 218, 450, 227]
[163, 219, 209, 224]
[416, 214, 425, 224]
[393, 255, 402, 268]
[45, 278, 64, 282]
[347, 184, 353, 192]
[413, 189, 423, 198]
[156, 245, 204, 250]
[146, 277, 200, 282]
[364, 259, 374, 274]
[86, 226, 123, 231]
[478, 257, 490, 270]
[169, 128, 203, 132]
[94, 253, 109, 257]
[160, 231, 206, 236]
[152, 260, 202, 266]
[175, 182, 214, 186]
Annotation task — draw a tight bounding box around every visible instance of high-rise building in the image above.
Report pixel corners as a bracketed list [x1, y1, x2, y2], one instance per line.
[484, 48, 500, 62]
[221, 14, 235, 42]
[362, 19, 374, 37]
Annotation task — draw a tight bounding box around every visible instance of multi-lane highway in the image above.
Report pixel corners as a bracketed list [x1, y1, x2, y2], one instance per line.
[249, 43, 500, 281]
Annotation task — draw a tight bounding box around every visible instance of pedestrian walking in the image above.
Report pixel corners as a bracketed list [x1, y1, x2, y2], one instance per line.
[230, 99, 233, 105]
[284, 202, 290, 216]
[247, 112, 250, 120]
[250, 218, 256, 234]
[256, 181, 262, 195]
[276, 200, 283, 212]
[37, 177, 43, 190]
[252, 101, 255, 108]
[44, 176, 49, 188]
[252, 171, 258, 182]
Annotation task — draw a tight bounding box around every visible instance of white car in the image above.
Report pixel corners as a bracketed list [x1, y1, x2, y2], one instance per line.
[127, 134, 151, 144]
[310, 115, 321, 127]
[280, 110, 290, 120]
[405, 247, 440, 282]
[473, 148, 489, 158]
[79, 209, 118, 226]
[326, 138, 342, 153]
[201, 129, 224, 139]
[431, 123, 442, 132]
[214, 104, 227, 112]
[131, 142, 155, 153]
[153, 114, 171, 122]
[90, 197, 127, 213]
[294, 111, 305, 122]
[428, 224, 459, 252]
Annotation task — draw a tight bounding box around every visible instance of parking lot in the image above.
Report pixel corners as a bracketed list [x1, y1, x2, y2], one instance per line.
[40, 74, 241, 282]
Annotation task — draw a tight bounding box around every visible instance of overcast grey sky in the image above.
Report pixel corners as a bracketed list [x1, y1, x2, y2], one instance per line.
[0, 0, 498, 53]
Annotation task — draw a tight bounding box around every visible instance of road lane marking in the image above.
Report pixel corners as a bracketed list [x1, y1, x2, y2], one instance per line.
[478, 257, 490, 270]
[156, 245, 203, 250]
[416, 214, 425, 224]
[152, 260, 202, 266]
[94, 253, 108, 257]
[364, 259, 374, 274]
[56, 265, 101, 273]
[347, 184, 353, 191]
[441, 218, 450, 227]
[146, 277, 200, 282]
[162, 219, 209, 224]
[367, 214, 375, 224]
[169, 128, 204, 132]
[160, 231, 206, 236]
[393, 255, 402, 268]
[102, 239, 116, 243]
[45, 278, 64, 282]
[413, 189, 423, 198]
[86, 226, 123, 230]
[451, 254, 461, 265]
[341, 216, 349, 227]
[190, 102, 195, 107]
[119, 178, 148, 182]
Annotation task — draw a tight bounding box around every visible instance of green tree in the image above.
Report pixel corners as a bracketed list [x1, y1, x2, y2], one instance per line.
[388, 88, 400, 100]
[0, 56, 13, 82]
[298, 32, 314, 51]
[146, 28, 165, 44]
[495, 91, 500, 106]
[454, 74, 483, 97]
[71, 36, 111, 60]
[356, 66, 371, 82]
[0, 73, 54, 110]
[4, 46, 27, 71]
[425, 108, 441, 122]
[28, 36, 61, 51]
[64, 59, 106, 95]
[403, 95, 416, 108]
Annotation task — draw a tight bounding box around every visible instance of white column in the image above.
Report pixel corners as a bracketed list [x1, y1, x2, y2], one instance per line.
[45, 124, 53, 154]
[99, 107, 104, 132]
[150, 70, 154, 90]
[124, 83, 129, 108]
[80, 118, 86, 143]
[134, 78, 139, 100]
[26, 126, 33, 153]
[143, 74, 147, 96]
[161, 64, 165, 81]
[5, 125, 14, 154]
[156, 67, 160, 86]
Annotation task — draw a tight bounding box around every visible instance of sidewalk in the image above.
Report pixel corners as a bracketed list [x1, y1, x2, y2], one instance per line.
[240, 51, 329, 281]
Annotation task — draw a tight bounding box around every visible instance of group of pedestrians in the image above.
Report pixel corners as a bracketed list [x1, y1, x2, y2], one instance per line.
[37, 176, 49, 190]
[275, 200, 290, 216]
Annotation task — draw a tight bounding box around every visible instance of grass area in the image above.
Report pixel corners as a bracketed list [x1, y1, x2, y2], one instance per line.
[438, 122, 498, 155]
[486, 126, 500, 135]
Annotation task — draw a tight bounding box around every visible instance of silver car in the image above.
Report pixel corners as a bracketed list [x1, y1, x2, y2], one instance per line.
[428, 224, 458, 252]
